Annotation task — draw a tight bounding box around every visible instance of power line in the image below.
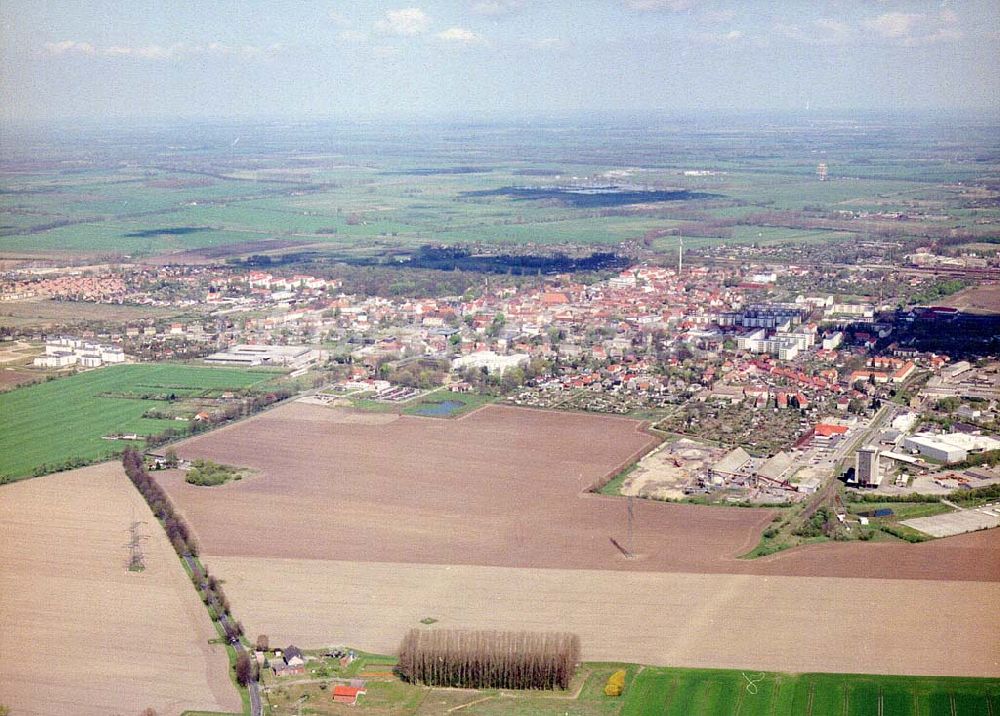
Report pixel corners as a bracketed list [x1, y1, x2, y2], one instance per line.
[126, 519, 148, 572]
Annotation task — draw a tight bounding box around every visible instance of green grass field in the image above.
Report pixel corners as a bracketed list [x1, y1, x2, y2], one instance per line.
[621, 667, 1000, 716]
[253, 659, 999, 715]
[0, 363, 276, 479]
[4, 118, 999, 260]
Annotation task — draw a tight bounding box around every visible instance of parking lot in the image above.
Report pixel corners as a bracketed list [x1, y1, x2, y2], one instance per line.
[902, 504, 1000, 537]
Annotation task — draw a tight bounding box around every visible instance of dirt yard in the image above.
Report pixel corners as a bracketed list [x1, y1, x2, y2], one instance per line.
[0, 339, 40, 365]
[0, 463, 240, 716]
[620, 437, 724, 500]
[165, 402, 1000, 581]
[205, 557, 1000, 677]
[0, 367, 38, 389]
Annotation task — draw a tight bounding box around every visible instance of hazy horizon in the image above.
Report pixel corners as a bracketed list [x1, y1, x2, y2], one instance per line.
[2, 1, 999, 125]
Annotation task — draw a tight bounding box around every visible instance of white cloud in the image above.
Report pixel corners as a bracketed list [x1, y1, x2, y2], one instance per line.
[43, 40, 280, 61]
[436, 27, 486, 45]
[775, 18, 854, 46]
[865, 12, 921, 39]
[88, 43, 181, 59]
[864, 10, 962, 46]
[702, 9, 736, 23]
[623, 0, 692, 11]
[375, 7, 430, 36]
[43, 40, 96, 55]
[697, 29, 744, 44]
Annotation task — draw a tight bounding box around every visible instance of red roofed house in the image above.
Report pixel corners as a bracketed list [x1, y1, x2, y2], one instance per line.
[333, 685, 367, 705]
[540, 292, 569, 306]
[891, 361, 916, 383]
[815, 423, 849, 438]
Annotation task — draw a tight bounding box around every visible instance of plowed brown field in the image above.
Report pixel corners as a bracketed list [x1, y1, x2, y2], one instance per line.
[204, 557, 1000, 677]
[155, 402, 1000, 677]
[166, 402, 1000, 581]
[0, 463, 240, 716]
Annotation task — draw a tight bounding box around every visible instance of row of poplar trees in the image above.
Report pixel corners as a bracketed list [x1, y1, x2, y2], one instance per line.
[398, 629, 579, 690]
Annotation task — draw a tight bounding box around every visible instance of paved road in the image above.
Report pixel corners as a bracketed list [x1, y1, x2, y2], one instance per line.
[802, 404, 895, 520]
[184, 553, 262, 716]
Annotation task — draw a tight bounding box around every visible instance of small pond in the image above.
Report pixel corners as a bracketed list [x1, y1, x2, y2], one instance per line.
[412, 400, 464, 417]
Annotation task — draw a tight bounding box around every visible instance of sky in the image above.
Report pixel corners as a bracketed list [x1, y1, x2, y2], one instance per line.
[2, 0, 999, 123]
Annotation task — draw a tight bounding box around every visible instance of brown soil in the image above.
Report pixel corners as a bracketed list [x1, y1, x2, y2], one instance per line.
[206, 557, 1000, 677]
[165, 402, 1000, 581]
[939, 283, 1000, 315]
[0, 463, 240, 715]
[0, 368, 38, 389]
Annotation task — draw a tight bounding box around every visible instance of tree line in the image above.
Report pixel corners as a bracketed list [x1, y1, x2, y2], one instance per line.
[397, 629, 579, 690]
[144, 387, 293, 448]
[121, 450, 246, 648]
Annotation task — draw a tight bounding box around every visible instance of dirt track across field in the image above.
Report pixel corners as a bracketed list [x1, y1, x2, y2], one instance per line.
[205, 557, 1000, 677]
[0, 463, 240, 716]
[168, 402, 1000, 581]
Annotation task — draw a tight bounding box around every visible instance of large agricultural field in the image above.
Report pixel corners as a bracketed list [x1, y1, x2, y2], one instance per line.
[0, 298, 184, 330]
[3, 120, 998, 262]
[207, 557, 1000, 678]
[163, 401, 766, 572]
[0, 462, 240, 715]
[153, 401, 1000, 678]
[166, 401, 1000, 581]
[0, 363, 278, 479]
[621, 667, 1000, 716]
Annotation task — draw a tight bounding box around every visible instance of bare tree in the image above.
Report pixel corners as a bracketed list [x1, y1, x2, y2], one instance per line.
[235, 651, 252, 686]
[398, 629, 579, 690]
